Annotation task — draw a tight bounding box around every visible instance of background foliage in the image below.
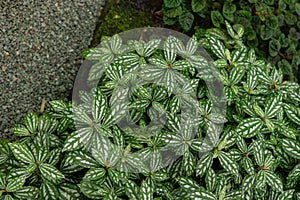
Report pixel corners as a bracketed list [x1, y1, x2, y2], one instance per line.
[162, 0, 300, 83]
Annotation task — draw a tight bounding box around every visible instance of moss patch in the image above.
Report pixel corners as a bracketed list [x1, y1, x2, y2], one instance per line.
[91, 0, 153, 47]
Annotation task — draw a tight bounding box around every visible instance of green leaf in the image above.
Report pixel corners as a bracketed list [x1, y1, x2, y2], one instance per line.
[39, 163, 65, 183]
[125, 180, 140, 200]
[12, 125, 30, 137]
[236, 118, 263, 138]
[265, 15, 278, 29]
[287, 164, 300, 188]
[178, 176, 199, 192]
[88, 62, 107, 82]
[223, 1, 236, 14]
[265, 95, 282, 118]
[179, 12, 194, 32]
[83, 168, 106, 181]
[208, 36, 226, 59]
[205, 168, 216, 192]
[73, 150, 99, 168]
[63, 127, 93, 151]
[163, 15, 177, 25]
[283, 103, 300, 125]
[144, 39, 162, 57]
[255, 170, 266, 189]
[166, 112, 181, 132]
[6, 176, 26, 192]
[225, 20, 236, 39]
[23, 112, 38, 133]
[57, 183, 81, 200]
[229, 65, 245, 85]
[182, 151, 195, 176]
[40, 182, 59, 200]
[218, 151, 239, 175]
[139, 177, 154, 200]
[196, 153, 213, 177]
[130, 99, 150, 110]
[8, 143, 35, 164]
[211, 11, 224, 28]
[264, 118, 274, 132]
[285, 12, 297, 25]
[0, 174, 6, 189]
[80, 180, 107, 198]
[206, 28, 226, 40]
[192, 0, 206, 12]
[13, 186, 39, 199]
[243, 157, 255, 175]
[72, 105, 93, 126]
[264, 170, 283, 192]
[178, 177, 216, 200]
[7, 168, 28, 181]
[242, 174, 255, 192]
[232, 47, 248, 63]
[282, 138, 300, 159]
[269, 39, 281, 57]
[2, 194, 14, 200]
[260, 25, 273, 40]
[35, 146, 50, 164]
[163, 0, 183, 8]
[93, 90, 107, 122]
[48, 148, 62, 166]
[253, 104, 265, 118]
[277, 190, 295, 200]
[296, 3, 300, 15]
[253, 140, 264, 166]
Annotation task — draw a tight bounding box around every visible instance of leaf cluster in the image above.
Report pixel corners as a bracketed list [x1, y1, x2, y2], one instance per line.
[162, 0, 300, 82]
[1, 22, 300, 199]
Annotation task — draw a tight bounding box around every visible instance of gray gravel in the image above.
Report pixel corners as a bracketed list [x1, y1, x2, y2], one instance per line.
[0, 0, 105, 141]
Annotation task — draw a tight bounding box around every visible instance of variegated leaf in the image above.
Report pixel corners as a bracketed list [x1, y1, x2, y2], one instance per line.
[265, 94, 282, 118]
[164, 36, 177, 63]
[264, 170, 283, 192]
[139, 177, 154, 200]
[8, 143, 35, 164]
[283, 103, 300, 125]
[196, 153, 213, 177]
[218, 151, 239, 175]
[208, 36, 226, 59]
[39, 163, 65, 182]
[6, 176, 26, 192]
[40, 182, 59, 200]
[236, 118, 263, 138]
[282, 138, 300, 159]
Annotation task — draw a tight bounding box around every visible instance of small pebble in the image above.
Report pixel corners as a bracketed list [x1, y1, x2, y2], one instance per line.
[0, 0, 105, 141]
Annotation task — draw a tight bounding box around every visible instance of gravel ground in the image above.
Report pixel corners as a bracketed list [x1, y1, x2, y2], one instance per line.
[0, 0, 105, 141]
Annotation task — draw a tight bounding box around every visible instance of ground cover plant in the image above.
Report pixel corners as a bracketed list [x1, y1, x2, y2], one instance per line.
[0, 21, 300, 200]
[162, 0, 300, 83]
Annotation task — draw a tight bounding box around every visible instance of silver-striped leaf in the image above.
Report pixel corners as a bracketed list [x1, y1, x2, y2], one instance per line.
[8, 143, 35, 164]
[283, 103, 300, 125]
[208, 36, 226, 59]
[40, 182, 59, 200]
[236, 118, 263, 138]
[39, 163, 65, 183]
[139, 177, 154, 200]
[57, 183, 81, 200]
[282, 138, 300, 159]
[23, 112, 38, 134]
[5, 176, 26, 192]
[265, 94, 282, 119]
[196, 153, 213, 177]
[83, 168, 106, 181]
[218, 151, 239, 175]
[264, 170, 283, 192]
